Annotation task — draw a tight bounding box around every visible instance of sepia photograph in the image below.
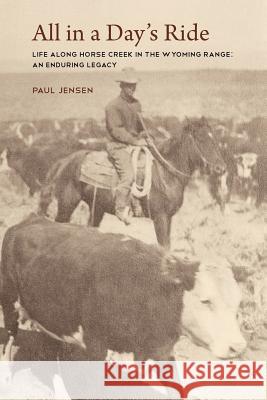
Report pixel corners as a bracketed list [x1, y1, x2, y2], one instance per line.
[0, 0, 266, 398]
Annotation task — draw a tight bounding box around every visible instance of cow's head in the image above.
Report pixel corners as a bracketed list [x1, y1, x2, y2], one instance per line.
[182, 263, 247, 359]
[235, 152, 258, 180]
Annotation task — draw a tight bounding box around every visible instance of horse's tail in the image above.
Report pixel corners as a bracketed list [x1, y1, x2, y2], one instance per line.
[38, 150, 87, 216]
[38, 158, 64, 216]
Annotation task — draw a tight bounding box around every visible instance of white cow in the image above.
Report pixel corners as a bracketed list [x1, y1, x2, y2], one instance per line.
[235, 152, 258, 203]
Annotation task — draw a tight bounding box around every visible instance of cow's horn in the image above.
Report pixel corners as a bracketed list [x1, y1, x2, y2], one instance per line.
[163, 251, 200, 269]
[62, 325, 86, 350]
[1, 336, 14, 361]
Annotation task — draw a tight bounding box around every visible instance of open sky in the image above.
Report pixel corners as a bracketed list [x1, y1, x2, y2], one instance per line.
[0, 0, 266, 72]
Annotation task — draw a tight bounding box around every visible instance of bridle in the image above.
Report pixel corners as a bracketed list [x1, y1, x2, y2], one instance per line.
[188, 130, 224, 173]
[139, 113, 222, 179]
[146, 131, 221, 180]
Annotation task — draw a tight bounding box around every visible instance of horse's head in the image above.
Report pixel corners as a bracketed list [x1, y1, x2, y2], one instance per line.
[184, 117, 226, 175]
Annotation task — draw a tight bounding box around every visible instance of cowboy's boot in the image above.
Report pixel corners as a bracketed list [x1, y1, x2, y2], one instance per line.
[116, 206, 131, 225]
[115, 188, 132, 225]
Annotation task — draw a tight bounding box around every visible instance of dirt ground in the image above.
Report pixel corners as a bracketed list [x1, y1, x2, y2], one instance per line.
[0, 169, 266, 361]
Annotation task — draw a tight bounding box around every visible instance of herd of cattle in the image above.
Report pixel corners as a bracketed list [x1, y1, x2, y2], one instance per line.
[0, 116, 265, 366]
[0, 117, 266, 208]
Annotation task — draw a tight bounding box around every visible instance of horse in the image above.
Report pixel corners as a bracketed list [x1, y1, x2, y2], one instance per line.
[39, 118, 225, 249]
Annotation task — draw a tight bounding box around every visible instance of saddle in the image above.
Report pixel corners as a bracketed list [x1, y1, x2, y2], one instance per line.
[80, 146, 153, 198]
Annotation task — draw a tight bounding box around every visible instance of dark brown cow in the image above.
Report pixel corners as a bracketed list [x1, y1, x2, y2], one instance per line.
[0, 214, 198, 361]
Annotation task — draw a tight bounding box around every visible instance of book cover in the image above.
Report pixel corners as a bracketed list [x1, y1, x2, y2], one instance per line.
[0, 0, 266, 399]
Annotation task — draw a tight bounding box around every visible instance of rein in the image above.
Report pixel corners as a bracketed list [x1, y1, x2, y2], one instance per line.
[146, 137, 191, 178]
[138, 113, 190, 179]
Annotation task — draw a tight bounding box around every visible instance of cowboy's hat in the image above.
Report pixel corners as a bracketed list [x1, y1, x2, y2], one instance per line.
[116, 67, 140, 84]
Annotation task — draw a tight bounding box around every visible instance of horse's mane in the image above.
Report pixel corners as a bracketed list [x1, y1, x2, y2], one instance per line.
[151, 117, 210, 193]
[155, 117, 209, 154]
[156, 134, 181, 156]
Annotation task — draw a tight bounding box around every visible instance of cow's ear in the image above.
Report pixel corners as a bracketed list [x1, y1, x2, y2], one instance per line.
[162, 253, 200, 291]
[234, 155, 242, 163]
[230, 265, 254, 283]
[177, 261, 200, 291]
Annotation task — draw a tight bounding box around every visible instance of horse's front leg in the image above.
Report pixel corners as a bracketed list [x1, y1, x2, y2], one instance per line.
[153, 213, 172, 249]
